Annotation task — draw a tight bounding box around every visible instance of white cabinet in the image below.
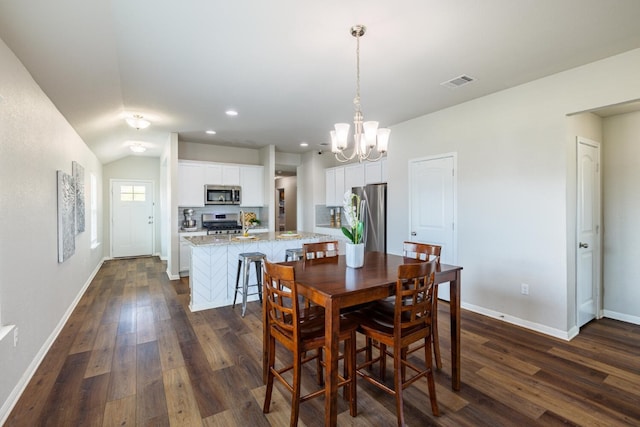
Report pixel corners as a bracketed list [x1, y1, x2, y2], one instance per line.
[204, 164, 240, 185]
[325, 168, 336, 206]
[344, 164, 364, 191]
[178, 162, 205, 207]
[222, 165, 241, 185]
[240, 165, 264, 207]
[180, 232, 207, 274]
[325, 167, 346, 207]
[335, 167, 345, 204]
[204, 164, 222, 184]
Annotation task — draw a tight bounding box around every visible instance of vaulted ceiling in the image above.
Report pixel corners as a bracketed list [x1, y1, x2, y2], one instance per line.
[2, 0, 640, 163]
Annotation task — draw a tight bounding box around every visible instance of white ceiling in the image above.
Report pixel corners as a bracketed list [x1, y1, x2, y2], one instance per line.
[2, 0, 640, 164]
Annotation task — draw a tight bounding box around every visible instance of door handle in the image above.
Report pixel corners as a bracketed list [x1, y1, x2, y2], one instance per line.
[411, 231, 417, 236]
[579, 242, 589, 249]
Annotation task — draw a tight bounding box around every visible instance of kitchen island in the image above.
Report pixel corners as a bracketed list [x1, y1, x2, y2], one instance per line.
[183, 231, 328, 312]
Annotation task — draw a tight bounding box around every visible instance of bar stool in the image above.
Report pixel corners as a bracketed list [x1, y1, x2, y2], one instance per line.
[284, 247, 303, 262]
[233, 252, 266, 317]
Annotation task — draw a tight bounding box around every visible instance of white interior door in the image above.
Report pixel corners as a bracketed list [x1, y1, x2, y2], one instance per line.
[409, 154, 456, 299]
[577, 137, 601, 327]
[111, 180, 154, 257]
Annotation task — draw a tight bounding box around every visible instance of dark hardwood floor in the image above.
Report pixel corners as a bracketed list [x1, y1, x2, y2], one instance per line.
[5, 257, 640, 426]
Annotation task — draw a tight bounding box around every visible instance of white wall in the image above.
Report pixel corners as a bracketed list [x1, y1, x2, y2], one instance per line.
[383, 48, 640, 337]
[0, 38, 103, 421]
[602, 111, 640, 323]
[102, 156, 161, 258]
[179, 141, 261, 164]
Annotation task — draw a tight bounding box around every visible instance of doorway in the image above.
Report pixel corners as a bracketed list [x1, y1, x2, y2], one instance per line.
[409, 154, 457, 299]
[111, 180, 155, 257]
[576, 137, 601, 327]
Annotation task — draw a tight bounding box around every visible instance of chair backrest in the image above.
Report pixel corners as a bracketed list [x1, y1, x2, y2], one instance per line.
[303, 240, 339, 261]
[403, 241, 441, 265]
[263, 260, 300, 340]
[395, 260, 436, 335]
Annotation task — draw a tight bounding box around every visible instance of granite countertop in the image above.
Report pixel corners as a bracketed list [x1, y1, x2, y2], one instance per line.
[184, 231, 328, 246]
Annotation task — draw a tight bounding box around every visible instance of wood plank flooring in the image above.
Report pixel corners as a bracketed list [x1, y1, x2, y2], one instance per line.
[5, 257, 640, 426]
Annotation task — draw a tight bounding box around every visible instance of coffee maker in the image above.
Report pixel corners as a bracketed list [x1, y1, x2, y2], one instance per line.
[182, 208, 196, 230]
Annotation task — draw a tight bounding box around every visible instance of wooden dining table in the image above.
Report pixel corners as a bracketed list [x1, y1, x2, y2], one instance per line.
[262, 251, 463, 427]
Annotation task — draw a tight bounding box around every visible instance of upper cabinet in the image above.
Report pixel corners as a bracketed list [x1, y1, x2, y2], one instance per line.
[239, 165, 264, 207]
[325, 158, 387, 207]
[344, 163, 365, 191]
[204, 164, 240, 185]
[178, 162, 205, 207]
[325, 166, 346, 207]
[178, 160, 264, 207]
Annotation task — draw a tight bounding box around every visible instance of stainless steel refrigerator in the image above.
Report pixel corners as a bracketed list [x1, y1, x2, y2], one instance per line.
[353, 184, 387, 253]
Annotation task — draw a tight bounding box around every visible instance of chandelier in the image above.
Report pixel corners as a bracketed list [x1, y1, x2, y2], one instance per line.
[331, 25, 390, 163]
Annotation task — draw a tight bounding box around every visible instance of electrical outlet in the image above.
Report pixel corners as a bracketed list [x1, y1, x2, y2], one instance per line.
[521, 283, 529, 295]
[13, 327, 18, 347]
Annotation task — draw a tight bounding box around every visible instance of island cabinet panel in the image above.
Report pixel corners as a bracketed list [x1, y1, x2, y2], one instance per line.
[189, 245, 228, 311]
[185, 232, 325, 312]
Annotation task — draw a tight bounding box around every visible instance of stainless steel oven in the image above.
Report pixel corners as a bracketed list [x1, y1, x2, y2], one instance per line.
[204, 185, 241, 205]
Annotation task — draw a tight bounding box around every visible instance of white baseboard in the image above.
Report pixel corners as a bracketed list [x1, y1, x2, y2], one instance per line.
[461, 302, 573, 341]
[602, 310, 640, 326]
[166, 269, 179, 280]
[0, 258, 106, 425]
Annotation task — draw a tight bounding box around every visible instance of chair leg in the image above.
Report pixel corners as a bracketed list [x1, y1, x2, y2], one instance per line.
[432, 288, 442, 369]
[400, 347, 408, 382]
[255, 260, 263, 303]
[233, 259, 242, 308]
[425, 336, 440, 416]
[394, 345, 405, 427]
[379, 343, 387, 381]
[348, 334, 358, 417]
[241, 260, 250, 317]
[290, 350, 302, 427]
[316, 348, 324, 386]
[263, 336, 276, 413]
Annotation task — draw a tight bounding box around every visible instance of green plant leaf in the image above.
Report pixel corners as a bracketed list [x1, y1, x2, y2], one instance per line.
[356, 222, 364, 243]
[341, 226, 354, 243]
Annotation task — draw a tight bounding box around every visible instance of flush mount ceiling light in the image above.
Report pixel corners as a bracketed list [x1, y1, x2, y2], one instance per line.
[331, 25, 389, 163]
[225, 109, 238, 116]
[129, 144, 146, 153]
[125, 114, 150, 130]
[206, 130, 217, 135]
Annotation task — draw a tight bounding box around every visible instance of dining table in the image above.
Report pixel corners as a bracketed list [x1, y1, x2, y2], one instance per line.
[262, 251, 463, 427]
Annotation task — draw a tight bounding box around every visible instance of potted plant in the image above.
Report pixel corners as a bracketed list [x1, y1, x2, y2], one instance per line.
[341, 191, 366, 268]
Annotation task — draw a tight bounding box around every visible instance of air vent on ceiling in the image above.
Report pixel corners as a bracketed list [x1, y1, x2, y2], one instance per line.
[441, 74, 476, 89]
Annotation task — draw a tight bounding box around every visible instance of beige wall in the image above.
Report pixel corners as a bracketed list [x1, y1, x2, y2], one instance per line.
[382, 49, 640, 337]
[0, 37, 103, 420]
[179, 141, 261, 164]
[602, 110, 640, 322]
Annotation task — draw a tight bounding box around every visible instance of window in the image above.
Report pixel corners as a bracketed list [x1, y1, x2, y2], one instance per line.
[120, 185, 146, 202]
[90, 173, 98, 248]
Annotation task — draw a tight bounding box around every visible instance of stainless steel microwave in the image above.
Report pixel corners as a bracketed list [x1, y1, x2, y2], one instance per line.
[204, 185, 241, 205]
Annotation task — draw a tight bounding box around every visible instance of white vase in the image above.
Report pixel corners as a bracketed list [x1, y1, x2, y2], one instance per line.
[345, 243, 365, 268]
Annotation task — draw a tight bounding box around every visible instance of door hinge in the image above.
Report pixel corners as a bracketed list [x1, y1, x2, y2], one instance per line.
[452, 222, 455, 231]
[596, 163, 600, 173]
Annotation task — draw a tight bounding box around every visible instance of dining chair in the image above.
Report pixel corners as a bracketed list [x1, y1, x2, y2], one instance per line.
[402, 241, 442, 369]
[262, 260, 358, 427]
[355, 260, 440, 425]
[302, 240, 339, 262]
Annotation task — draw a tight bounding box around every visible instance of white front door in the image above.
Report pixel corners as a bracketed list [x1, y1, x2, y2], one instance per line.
[576, 137, 601, 327]
[111, 180, 154, 257]
[409, 154, 457, 299]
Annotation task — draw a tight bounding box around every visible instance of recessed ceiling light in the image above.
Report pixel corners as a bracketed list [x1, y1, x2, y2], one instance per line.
[206, 130, 216, 135]
[225, 109, 238, 116]
[130, 144, 146, 153]
[300, 142, 309, 147]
